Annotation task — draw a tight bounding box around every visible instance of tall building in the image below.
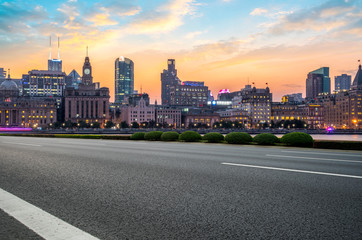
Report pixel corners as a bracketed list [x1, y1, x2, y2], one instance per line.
[335, 74, 351, 92]
[22, 70, 66, 96]
[0, 68, 6, 80]
[115, 57, 134, 103]
[306, 67, 330, 100]
[161, 59, 208, 107]
[48, 36, 62, 72]
[64, 51, 110, 126]
[161, 59, 181, 105]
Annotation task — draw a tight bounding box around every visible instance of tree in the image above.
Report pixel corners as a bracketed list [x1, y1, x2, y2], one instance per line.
[64, 120, 73, 128]
[131, 122, 139, 128]
[105, 121, 115, 129]
[120, 121, 129, 128]
[92, 122, 100, 128]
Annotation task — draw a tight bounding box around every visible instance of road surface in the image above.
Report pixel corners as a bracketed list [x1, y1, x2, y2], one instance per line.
[1, 136, 361, 239]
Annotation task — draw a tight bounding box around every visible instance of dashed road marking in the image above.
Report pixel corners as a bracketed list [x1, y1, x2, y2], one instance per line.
[221, 162, 362, 179]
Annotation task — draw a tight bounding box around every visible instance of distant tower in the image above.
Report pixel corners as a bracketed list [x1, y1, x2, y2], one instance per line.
[306, 67, 330, 99]
[115, 56, 134, 103]
[82, 46, 93, 85]
[161, 59, 181, 105]
[48, 36, 62, 72]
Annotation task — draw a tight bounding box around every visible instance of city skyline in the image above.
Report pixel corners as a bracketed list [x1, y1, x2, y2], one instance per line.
[1, 0, 362, 102]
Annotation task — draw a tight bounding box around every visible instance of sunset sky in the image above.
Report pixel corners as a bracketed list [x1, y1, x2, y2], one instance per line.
[0, 0, 361, 102]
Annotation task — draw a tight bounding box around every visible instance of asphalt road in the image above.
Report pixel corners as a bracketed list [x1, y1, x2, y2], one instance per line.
[1, 136, 362, 239]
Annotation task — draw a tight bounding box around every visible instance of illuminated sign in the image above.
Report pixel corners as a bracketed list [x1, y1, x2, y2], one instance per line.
[218, 89, 230, 94]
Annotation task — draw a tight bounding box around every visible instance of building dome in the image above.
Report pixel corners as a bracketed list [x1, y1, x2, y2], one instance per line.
[0, 79, 19, 91]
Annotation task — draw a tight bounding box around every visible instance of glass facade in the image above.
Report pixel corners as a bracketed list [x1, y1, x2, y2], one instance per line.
[115, 57, 134, 103]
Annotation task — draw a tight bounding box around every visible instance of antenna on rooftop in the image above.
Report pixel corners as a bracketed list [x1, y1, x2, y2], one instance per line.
[57, 36, 60, 59]
[49, 36, 52, 60]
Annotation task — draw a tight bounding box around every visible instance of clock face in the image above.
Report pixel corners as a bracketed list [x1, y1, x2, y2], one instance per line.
[84, 68, 90, 75]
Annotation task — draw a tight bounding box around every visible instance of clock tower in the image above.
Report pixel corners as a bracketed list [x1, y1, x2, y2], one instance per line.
[82, 47, 93, 85]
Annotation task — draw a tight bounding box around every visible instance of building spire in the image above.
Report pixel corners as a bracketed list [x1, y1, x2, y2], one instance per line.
[7, 69, 10, 79]
[57, 36, 60, 60]
[49, 35, 52, 60]
[86, 46, 88, 57]
[359, 59, 361, 69]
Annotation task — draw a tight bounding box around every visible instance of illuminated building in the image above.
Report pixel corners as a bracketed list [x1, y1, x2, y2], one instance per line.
[241, 85, 272, 127]
[161, 59, 209, 107]
[183, 113, 220, 128]
[323, 63, 362, 129]
[115, 57, 134, 103]
[63, 51, 110, 126]
[271, 103, 308, 124]
[306, 67, 330, 100]
[156, 107, 182, 128]
[281, 93, 303, 104]
[0, 73, 57, 128]
[121, 97, 155, 124]
[22, 70, 66, 96]
[334, 74, 351, 92]
[217, 109, 251, 127]
[169, 83, 208, 107]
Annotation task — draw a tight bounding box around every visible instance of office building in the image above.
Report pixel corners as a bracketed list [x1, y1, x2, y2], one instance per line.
[335, 74, 351, 92]
[281, 93, 303, 104]
[121, 97, 155, 124]
[115, 57, 134, 103]
[22, 70, 66, 96]
[48, 36, 62, 72]
[156, 107, 182, 128]
[306, 67, 330, 99]
[161, 59, 181, 105]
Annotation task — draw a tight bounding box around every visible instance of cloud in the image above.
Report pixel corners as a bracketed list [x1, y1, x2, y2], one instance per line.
[250, 8, 268, 16]
[126, 0, 201, 34]
[185, 30, 207, 39]
[269, 0, 360, 34]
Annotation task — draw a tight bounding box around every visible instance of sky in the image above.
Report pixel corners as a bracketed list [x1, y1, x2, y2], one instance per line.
[0, 0, 362, 102]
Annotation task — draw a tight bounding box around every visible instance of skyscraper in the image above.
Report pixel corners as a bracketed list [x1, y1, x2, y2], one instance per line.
[335, 74, 351, 92]
[306, 67, 330, 100]
[48, 36, 62, 72]
[115, 57, 134, 103]
[161, 59, 181, 105]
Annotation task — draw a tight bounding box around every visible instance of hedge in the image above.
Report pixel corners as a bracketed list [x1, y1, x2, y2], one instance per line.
[203, 132, 224, 143]
[161, 131, 179, 141]
[179, 131, 202, 142]
[130, 132, 145, 140]
[144, 131, 163, 141]
[313, 140, 362, 151]
[225, 132, 252, 144]
[281, 132, 313, 147]
[253, 133, 278, 145]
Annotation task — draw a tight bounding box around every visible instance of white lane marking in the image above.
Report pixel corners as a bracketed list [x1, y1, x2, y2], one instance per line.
[58, 141, 106, 146]
[282, 150, 362, 157]
[0, 188, 99, 240]
[221, 162, 362, 179]
[266, 154, 362, 164]
[2, 142, 41, 147]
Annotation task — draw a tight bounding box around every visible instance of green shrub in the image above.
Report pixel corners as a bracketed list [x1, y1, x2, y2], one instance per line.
[203, 132, 224, 143]
[281, 132, 313, 147]
[313, 140, 362, 150]
[225, 132, 252, 144]
[130, 132, 145, 140]
[253, 133, 278, 145]
[161, 131, 179, 141]
[144, 131, 163, 141]
[179, 131, 202, 142]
